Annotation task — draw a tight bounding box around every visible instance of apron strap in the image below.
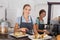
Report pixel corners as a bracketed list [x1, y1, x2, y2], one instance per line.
[30, 16, 33, 24]
[20, 16, 22, 24]
[37, 17, 44, 30]
[20, 16, 22, 27]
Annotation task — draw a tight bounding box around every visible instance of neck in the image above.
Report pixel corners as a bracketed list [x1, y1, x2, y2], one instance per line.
[23, 14, 29, 22]
[39, 16, 43, 21]
[23, 14, 29, 18]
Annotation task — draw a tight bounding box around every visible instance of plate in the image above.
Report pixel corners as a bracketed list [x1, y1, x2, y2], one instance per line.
[42, 34, 52, 39]
[28, 34, 52, 40]
[28, 35, 42, 40]
[9, 33, 28, 39]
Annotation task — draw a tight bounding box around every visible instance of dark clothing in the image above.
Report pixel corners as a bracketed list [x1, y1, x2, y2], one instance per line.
[52, 24, 60, 36]
[38, 24, 44, 34]
[20, 16, 33, 35]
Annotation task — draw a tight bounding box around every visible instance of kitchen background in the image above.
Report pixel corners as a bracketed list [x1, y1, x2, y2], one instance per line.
[0, 0, 60, 27]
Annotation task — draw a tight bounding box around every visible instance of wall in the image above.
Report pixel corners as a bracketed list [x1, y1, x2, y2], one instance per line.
[51, 5, 60, 19]
[0, 0, 60, 27]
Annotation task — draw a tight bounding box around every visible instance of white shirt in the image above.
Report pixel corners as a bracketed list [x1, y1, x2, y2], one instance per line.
[16, 16, 36, 25]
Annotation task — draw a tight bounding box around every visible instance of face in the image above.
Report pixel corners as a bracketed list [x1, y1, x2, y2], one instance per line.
[23, 6, 31, 15]
[40, 12, 46, 18]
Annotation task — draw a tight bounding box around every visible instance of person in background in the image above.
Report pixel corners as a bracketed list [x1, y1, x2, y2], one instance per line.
[35, 9, 50, 34]
[15, 4, 36, 35]
[50, 16, 60, 36]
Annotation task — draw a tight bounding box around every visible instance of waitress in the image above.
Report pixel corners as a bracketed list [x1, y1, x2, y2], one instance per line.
[16, 4, 36, 35]
[36, 9, 50, 34]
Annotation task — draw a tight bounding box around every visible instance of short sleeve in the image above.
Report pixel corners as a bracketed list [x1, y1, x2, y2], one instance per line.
[31, 17, 36, 24]
[16, 17, 21, 26]
[36, 18, 39, 25]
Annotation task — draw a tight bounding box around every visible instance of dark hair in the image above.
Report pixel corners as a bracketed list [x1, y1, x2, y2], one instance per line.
[39, 9, 46, 15]
[23, 4, 31, 9]
[23, 4, 31, 15]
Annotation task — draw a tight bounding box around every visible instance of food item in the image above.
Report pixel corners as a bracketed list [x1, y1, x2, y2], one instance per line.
[14, 23, 20, 36]
[14, 32, 24, 37]
[41, 34, 48, 38]
[14, 23, 19, 32]
[33, 34, 48, 39]
[14, 23, 26, 37]
[33, 34, 40, 39]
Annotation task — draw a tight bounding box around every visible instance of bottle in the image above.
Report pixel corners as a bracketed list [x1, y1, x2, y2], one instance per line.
[14, 23, 19, 35]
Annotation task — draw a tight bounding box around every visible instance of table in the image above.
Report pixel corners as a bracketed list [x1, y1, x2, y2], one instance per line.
[0, 34, 56, 40]
[0, 34, 31, 40]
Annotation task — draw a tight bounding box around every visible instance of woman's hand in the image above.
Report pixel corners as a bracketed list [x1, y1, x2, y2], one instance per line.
[43, 30, 50, 34]
[19, 28, 28, 32]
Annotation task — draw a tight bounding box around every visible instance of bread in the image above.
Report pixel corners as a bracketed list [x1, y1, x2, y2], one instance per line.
[33, 34, 48, 39]
[14, 32, 23, 36]
[33, 34, 40, 39]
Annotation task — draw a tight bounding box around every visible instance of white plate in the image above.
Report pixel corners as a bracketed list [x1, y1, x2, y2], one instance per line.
[28, 35, 52, 40]
[42, 34, 52, 39]
[9, 33, 28, 38]
[28, 35, 42, 40]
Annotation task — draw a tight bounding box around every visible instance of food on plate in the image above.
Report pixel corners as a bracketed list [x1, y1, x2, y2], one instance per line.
[33, 34, 40, 39]
[14, 32, 26, 37]
[32, 34, 48, 39]
[41, 34, 48, 38]
[14, 23, 26, 37]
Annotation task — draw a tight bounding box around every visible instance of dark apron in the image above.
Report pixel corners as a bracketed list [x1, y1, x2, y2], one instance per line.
[20, 16, 33, 35]
[52, 24, 60, 36]
[38, 21, 44, 34]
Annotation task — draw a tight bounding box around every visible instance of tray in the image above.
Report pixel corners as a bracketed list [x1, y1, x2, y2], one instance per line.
[9, 33, 28, 39]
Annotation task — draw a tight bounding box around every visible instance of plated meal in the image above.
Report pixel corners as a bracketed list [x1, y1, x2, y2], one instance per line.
[14, 32, 25, 37]
[9, 32, 28, 38]
[28, 34, 52, 40]
[32, 34, 48, 39]
[9, 28, 52, 40]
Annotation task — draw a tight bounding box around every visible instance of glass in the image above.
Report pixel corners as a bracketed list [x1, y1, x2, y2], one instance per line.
[0, 21, 8, 39]
[0, 21, 8, 34]
[8, 27, 14, 34]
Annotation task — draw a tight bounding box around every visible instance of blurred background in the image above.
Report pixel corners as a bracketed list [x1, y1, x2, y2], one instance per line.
[0, 0, 60, 27]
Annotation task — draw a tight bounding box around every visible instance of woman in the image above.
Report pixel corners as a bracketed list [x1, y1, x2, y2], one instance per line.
[36, 9, 50, 34]
[16, 4, 36, 35]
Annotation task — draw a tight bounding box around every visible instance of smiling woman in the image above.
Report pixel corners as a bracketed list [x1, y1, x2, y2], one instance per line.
[35, 9, 50, 35]
[15, 4, 36, 35]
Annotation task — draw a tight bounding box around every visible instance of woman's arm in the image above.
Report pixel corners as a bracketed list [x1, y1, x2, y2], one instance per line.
[33, 24, 38, 34]
[14, 23, 28, 33]
[38, 30, 44, 32]
[35, 18, 44, 33]
[36, 24, 50, 34]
